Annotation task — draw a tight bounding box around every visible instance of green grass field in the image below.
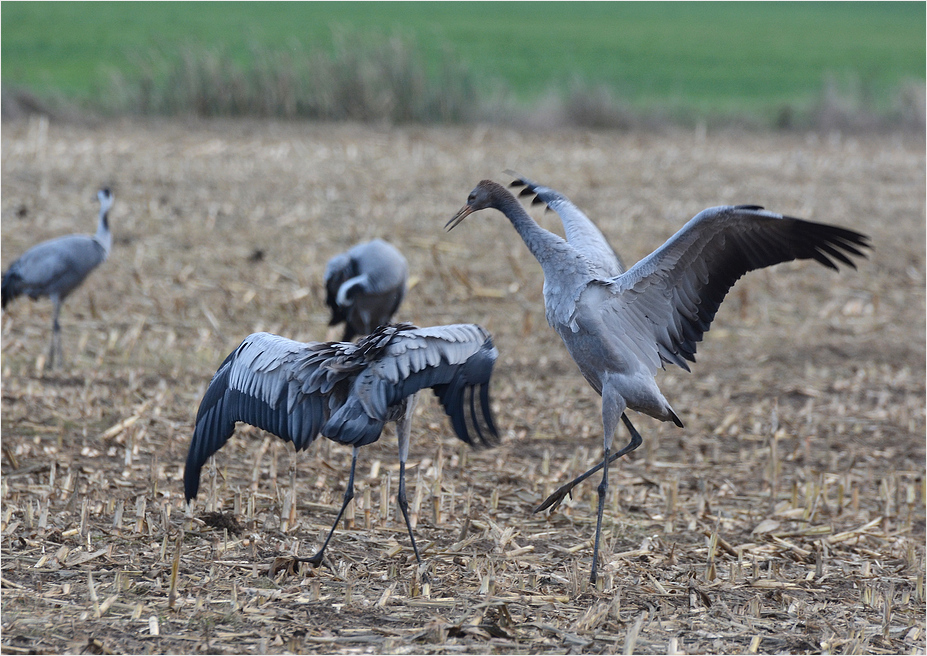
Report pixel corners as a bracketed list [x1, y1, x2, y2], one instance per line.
[2, 1, 924, 117]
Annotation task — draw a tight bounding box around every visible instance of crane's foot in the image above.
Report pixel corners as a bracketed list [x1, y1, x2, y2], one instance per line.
[298, 551, 327, 569]
[417, 567, 431, 594]
[269, 551, 329, 576]
[270, 551, 335, 578]
[534, 482, 575, 514]
[416, 564, 431, 587]
[270, 555, 312, 577]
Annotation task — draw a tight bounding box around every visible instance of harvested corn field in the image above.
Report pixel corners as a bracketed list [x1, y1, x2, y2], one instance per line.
[1, 118, 924, 654]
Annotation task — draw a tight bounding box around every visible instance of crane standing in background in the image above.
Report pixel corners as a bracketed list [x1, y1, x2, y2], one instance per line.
[447, 176, 870, 583]
[2, 188, 114, 368]
[324, 239, 408, 341]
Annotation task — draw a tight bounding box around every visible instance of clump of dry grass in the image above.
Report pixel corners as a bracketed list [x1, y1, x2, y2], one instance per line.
[101, 35, 478, 124]
[801, 75, 927, 134]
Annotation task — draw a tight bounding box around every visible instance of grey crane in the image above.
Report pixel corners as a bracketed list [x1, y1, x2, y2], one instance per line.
[324, 239, 408, 341]
[2, 188, 114, 367]
[447, 177, 870, 583]
[185, 322, 498, 570]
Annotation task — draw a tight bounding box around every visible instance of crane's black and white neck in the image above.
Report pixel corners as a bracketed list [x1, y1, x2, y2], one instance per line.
[94, 188, 114, 258]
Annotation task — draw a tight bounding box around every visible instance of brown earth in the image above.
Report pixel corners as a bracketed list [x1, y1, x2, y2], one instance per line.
[1, 117, 924, 654]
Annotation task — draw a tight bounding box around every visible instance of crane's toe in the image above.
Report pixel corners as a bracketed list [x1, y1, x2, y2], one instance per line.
[534, 483, 574, 513]
[300, 551, 328, 569]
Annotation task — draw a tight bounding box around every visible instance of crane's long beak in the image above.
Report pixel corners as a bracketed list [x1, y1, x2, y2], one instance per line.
[445, 204, 474, 231]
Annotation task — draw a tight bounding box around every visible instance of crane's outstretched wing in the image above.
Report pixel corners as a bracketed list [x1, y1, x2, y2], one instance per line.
[507, 172, 625, 277]
[184, 332, 345, 500]
[600, 205, 871, 374]
[323, 323, 499, 448]
[185, 324, 500, 502]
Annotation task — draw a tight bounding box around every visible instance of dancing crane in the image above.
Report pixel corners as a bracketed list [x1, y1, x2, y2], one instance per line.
[2, 188, 114, 367]
[324, 239, 408, 341]
[447, 177, 870, 583]
[185, 322, 498, 570]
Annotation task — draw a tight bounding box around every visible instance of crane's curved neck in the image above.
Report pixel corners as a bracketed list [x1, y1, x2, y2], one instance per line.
[95, 202, 112, 258]
[489, 185, 575, 270]
[484, 182, 595, 329]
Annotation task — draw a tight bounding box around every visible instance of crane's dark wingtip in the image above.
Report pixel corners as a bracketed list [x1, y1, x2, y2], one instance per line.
[784, 218, 873, 272]
[480, 383, 499, 446]
[814, 233, 869, 270]
[504, 169, 528, 186]
[183, 468, 201, 503]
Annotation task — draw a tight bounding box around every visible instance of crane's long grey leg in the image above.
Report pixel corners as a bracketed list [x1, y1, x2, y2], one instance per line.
[48, 296, 63, 368]
[302, 446, 360, 568]
[394, 394, 425, 568]
[534, 413, 642, 513]
[590, 381, 626, 584]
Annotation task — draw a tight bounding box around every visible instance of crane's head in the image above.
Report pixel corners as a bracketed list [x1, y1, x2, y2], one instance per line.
[446, 180, 505, 231]
[97, 188, 114, 214]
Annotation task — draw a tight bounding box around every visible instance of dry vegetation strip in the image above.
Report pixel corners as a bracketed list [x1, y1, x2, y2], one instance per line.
[1, 118, 924, 654]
